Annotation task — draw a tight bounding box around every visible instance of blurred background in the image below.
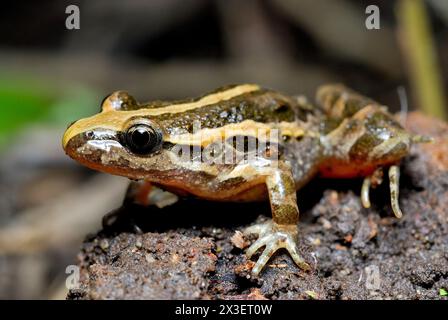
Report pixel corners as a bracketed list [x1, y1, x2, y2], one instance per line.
[0, 0, 447, 299]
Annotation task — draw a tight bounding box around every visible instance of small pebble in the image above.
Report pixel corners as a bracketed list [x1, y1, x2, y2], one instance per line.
[99, 239, 109, 251]
[145, 254, 155, 263]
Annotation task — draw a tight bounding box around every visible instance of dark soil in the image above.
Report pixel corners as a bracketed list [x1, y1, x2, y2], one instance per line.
[67, 112, 448, 300]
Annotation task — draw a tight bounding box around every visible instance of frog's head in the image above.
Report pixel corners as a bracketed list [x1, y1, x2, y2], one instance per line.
[62, 91, 180, 180]
[63, 84, 264, 188]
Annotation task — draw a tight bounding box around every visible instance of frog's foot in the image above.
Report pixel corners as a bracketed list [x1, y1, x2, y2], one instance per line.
[243, 220, 311, 275]
[361, 165, 403, 218]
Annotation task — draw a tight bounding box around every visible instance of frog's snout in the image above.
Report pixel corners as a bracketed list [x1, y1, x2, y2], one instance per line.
[62, 130, 88, 158]
[63, 129, 107, 172]
[63, 119, 81, 151]
[63, 128, 123, 171]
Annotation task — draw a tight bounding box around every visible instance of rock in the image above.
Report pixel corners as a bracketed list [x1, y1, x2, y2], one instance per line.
[68, 112, 448, 300]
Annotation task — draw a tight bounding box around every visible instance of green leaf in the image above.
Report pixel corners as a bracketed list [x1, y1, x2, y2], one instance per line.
[0, 76, 99, 151]
[46, 86, 98, 125]
[0, 81, 54, 149]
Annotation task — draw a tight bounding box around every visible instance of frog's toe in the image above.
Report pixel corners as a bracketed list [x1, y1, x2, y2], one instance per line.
[245, 234, 272, 258]
[251, 241, 279, 275]
[242, 220, 270, 236]
[284, 236, 311, 272]
[244, 221, 310, 275]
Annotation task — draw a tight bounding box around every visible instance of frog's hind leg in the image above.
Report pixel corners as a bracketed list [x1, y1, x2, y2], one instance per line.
[360, 166, 403, 219]
[361, 167, 384, 209]
[243, 163, 311, 275]
[385, 134, 432, 217]
[361, 176, 372, 208]
[388, 165, 403, 218]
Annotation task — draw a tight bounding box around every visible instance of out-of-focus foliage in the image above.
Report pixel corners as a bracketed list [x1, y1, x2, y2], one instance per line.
[0, 76, 97, 150]
[0, 78, 53, 148]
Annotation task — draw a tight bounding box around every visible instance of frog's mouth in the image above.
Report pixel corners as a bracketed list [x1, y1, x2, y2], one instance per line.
[63, 130, 127, 172]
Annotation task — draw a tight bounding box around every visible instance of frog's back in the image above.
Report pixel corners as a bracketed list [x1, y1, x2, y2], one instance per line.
[134, 84, 322, 136]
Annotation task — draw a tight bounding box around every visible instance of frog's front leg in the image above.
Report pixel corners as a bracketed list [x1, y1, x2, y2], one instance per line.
[125, 181, 179, 208]
[243, 164, 311, 275]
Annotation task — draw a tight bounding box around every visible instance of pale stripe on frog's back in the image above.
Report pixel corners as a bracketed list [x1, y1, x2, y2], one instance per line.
[63, 84, 260, 148]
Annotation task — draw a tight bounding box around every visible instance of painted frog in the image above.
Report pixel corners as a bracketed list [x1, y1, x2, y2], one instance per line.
[63, 84, 427, 275]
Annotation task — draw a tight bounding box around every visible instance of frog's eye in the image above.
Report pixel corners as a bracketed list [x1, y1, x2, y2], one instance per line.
[125, 124, 162, 154]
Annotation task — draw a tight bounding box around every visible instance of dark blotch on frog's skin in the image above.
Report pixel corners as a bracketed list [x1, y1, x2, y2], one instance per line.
[349, 133, 383, 161]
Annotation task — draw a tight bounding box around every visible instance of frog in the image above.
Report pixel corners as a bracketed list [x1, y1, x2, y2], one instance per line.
[63, 84, 429, 275]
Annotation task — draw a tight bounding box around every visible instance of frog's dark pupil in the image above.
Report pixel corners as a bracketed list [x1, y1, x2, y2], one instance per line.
[126, 124, 161, 154]
[132, 127, 150, 147]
